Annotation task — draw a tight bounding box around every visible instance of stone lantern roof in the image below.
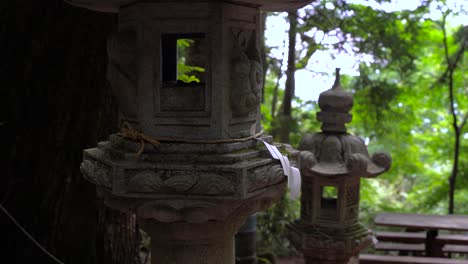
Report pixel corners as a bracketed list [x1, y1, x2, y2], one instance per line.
[65, 0, 314, 12]
[299, 69, 391, 178]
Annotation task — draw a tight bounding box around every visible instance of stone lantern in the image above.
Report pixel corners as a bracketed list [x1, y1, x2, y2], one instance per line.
[66, 1, 312, 264]
[286, 69, 392, 264]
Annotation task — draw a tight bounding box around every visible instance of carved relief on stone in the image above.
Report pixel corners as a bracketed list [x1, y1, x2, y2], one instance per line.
[299, 150, 317, 172]
[230, 27, 263, 117]
[247, 164, 284, 192]
[345, 185, 359, 206]
[304, 236, 346, 250]
[346, 206, 359, 220]
[346, 153, 370, 176]
[107, 30, 138, 120]
[369, 152, 392, 176]
[287, 223, 374, 259]
[101, 179, 285, 224]
[126, 169, 235, 195]
[80, 159, 112, 188]
[135, 200, 225, 223]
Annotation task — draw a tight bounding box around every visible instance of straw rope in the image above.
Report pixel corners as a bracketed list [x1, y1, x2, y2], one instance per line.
[119, 123, 161, 157]
[119, 122, 264, 157]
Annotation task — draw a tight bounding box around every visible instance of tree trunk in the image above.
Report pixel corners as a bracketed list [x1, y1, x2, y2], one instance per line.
[448, 129, 461, 214]
[279, 11, 297, 143]
[1, 1, 140, 263]
[441, 15, 463, 215]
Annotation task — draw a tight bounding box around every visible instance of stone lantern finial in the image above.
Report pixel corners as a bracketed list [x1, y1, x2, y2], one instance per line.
[317, 68, 353, 133]
[332, 67, 342, 89]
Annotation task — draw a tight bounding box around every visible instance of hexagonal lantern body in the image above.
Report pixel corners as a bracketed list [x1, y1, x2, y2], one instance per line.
[287, 69, 392, 264]
[77, 0, 315, 141]
[300, 153, 361, 229]
[108, 1, 267, 140]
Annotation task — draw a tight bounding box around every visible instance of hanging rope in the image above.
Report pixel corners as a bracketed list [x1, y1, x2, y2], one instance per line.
[156, 130, 265, 144]
[0, 203, 65, 264]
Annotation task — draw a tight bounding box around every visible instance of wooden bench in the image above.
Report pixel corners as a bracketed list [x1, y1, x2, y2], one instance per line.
[439, 235, 468, 245]
[376, 231, 468, 245]
[360, 254, 468, 264]
[375, 231, 426, 255]
[375, 231, 468, 256]
[374, 242, 425, 254]
[376, 231, 425, 243]
[374, 213, 468, 257]
[375, 242, 468, 256]
[444, 245, 468, 255]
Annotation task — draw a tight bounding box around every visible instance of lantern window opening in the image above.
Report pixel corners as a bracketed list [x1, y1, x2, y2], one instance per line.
[321, 185, 338, 209]
[161, 33, 207, 85]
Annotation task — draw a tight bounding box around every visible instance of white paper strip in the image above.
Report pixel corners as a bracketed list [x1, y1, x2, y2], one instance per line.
[257, 139, 301, 199]
[290, 167, 301, 199]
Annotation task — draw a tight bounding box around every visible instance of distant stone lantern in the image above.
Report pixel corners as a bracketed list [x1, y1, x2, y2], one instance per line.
[287, 69, 392, 264]
[65, 1, 312, 264]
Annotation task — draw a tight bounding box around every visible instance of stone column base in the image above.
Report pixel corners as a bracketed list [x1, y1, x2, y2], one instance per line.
[152, 237, 234, 264]
[142, 218, 246, 264]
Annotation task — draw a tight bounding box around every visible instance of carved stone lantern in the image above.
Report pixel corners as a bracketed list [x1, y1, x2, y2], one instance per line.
[287, 69, 392, 264]
[65, 1, 312, 264]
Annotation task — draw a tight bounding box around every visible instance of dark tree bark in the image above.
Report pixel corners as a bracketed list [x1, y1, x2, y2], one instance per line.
[0, 1, 140, 263]
[279, 11, 297, 143]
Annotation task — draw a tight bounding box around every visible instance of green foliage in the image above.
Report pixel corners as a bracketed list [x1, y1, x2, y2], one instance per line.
[346, 4, 468, 216]
[257, 195, 300, 257]
[261, 72, 321, 146]
[177, 39, 205, 83]
[177, 64, 205, 83]
[258, 0, 468, 258]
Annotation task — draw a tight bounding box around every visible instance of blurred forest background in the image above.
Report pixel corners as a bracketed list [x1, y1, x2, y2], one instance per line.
[257, 0, 468, 258]
[1, 0, 467, 263]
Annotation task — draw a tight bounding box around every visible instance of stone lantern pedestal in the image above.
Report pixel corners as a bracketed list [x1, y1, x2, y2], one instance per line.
[67, 1, 313, 263]
[286, 69, 392, 264]
[83, 136, 287, 264]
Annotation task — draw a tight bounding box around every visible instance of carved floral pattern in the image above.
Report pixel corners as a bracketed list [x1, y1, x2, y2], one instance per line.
[102, 181, 286, 224]
[230, 27, 263, 117]
[247, 164, 284, 192]
[126, 169, 235, 195]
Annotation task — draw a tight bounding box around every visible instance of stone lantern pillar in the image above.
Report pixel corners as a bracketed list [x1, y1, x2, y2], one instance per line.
[286, 69, 392, 264]
[65, 1, 312, 264]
